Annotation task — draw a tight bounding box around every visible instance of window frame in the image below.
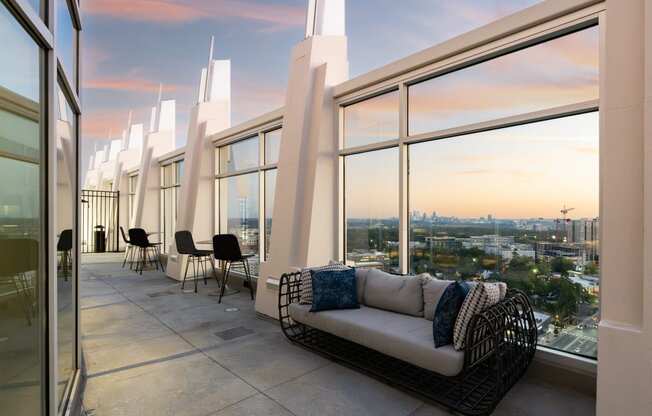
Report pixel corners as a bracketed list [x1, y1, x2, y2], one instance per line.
[336, 10, 601, 368]
[214, 120, 282, 273]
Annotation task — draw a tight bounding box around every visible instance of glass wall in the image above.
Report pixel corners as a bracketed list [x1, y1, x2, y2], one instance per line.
[55, 85, 76, 405]
[343, 91, 399, 148]
[341, 26, 599, 359]
[217, 126, 281, 276]
[160, 160, 183, 251]
[128, 173, 138, 224]
[56, 0, 78, 88]
[0, 5, 43, 414]
[344, 148, 399, 272]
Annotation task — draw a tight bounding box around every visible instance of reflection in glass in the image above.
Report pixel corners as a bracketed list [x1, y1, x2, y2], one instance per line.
[0, 4, 42, 414]
[408, 112, 599, 358]
[264, 128, 282, 165]
[408, 27, 599, 135]
[160, 161, 182, 252]
[264, 169, 277, 260]
[57, 0, 77, 85]
[344, 91, 399, 148]
[56, 86, 76, 407]
[128, 174, 138, 223]
[219, 136, 259, 174]
[344, 148, 399, 272]
[219, 173, 260, 275]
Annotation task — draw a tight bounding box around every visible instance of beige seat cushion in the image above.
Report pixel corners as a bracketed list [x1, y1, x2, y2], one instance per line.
[289, 303, 464, 377]
[363, 269, 424, 317]
[422, 277, 454, 321]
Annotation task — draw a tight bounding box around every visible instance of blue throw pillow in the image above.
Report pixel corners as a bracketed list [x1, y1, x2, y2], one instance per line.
[433, 281, 470, 348]
[310, 268, 359, 312]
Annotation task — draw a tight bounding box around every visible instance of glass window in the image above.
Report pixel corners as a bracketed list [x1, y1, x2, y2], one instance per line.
[57, 0, 77, 86]
[0, 4, 43, 414]
[220, 173, 260, 275]
[55, 86, 76, 407]
[408, 112, 599, 358]
[160, 161, 182, 252]
[128, 174, 138, 223]
[265, 169, 277, 260]
[344, 148, 399, 272]
[219, 136, 259, 174]
[408, 27, 599, 135]
[264, 128, 282, 165]
[344, 91, 400, 148]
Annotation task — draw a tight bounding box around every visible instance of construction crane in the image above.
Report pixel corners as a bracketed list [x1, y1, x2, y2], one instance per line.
[560, 205, 575, 222]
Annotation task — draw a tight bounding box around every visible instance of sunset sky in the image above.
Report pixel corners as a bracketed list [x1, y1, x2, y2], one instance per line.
[80, 0, 541, 172]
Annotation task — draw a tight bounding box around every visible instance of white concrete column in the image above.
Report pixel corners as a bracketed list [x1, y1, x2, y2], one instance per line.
[597, 1, 651, 414]
[255, 32, 348, 318]
[132, 100, 175, 232]
[166, 59, 230, 281]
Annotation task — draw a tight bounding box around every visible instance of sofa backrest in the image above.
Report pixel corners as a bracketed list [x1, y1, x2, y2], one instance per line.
[363, 269, 424, 317]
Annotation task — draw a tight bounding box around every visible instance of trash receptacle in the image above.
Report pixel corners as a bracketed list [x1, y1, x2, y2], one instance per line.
[94, 225, 106, 253]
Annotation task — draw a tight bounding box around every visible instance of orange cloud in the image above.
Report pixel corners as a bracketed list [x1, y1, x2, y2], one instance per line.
[83, 77, 187, 94]
[83, 0, 305, 29]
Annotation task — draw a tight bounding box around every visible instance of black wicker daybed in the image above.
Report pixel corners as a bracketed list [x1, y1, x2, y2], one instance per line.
[278, 270, 537, 416]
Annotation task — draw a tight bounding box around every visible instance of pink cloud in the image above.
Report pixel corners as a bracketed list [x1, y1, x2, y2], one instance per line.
[83, 77, 187, 94]
[83, 0, 305, 29]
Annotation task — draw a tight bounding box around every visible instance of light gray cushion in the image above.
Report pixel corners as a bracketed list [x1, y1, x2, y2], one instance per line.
[422, 277, 454, 321]
[299, 262, 349, 304]
[289, 303, 464, 377]
[354, 268, 371, 304]
[363, 269, 424, 317]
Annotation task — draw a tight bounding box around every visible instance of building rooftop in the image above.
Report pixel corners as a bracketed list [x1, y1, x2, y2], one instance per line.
[81, 255, 595, 416]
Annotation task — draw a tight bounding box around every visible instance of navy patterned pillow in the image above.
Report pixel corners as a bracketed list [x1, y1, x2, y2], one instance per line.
[310, 268, 359, 312]
[432, 281, 470, 348]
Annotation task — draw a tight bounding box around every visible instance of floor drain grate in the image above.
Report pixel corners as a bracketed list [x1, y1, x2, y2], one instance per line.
[215, 326, 254, 341]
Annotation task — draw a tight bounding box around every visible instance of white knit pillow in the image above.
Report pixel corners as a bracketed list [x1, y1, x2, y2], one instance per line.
[299, 262, 350, 304]
[453, 282, 501, 350]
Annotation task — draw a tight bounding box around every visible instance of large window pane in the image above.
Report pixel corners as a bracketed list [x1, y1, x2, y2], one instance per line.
[128, 174, 138, 224]
[219, 173, 260, 275]
[219, 136, 259, 174]
[264, 128, 282, 165]
[344, 148, 399, 272]
[57, 0, 77, 85]
[55, 86, 76, 407]
[344, 91, 399, 148]
[0, 4, 42, 415]
[160, 161, 182, 252]
[264, 169, 277, 260]
[408, 27, 599, 135]
[408, 112, 599, 358]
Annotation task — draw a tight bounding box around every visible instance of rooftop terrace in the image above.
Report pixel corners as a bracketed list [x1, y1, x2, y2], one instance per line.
[80, 254, 595, 416]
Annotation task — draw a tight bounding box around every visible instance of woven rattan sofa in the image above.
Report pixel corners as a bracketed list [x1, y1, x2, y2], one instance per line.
[278, 269, 537, 416]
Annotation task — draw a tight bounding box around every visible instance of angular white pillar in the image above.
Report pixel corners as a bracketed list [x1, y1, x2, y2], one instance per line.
[166, 43, 231, 280]
[597, 1, 652, 415]
[132, 100, 176, 232]
[256, 0, 348, 318]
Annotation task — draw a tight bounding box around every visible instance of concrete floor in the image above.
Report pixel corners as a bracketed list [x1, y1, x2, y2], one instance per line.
[80, 256, 596, 416]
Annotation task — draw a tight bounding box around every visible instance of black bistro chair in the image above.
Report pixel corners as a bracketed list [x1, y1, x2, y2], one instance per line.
[57, 229, 73, 280]
[175, 230, 217, 293]
[212, 234, 255, 303]
[128, 228, 164, 274]
[120, 226, 134, 269]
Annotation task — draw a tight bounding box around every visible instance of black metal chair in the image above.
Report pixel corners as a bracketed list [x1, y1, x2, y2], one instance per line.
[175, 230, 217, 293]
[0, 239, 39, 325]
[57, 229, 73, 280]
[128, 228, 164, 274]
[212, 234, 255, 303]
[119, 226, 134, 269]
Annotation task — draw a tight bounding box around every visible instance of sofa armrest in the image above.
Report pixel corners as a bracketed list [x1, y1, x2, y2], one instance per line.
[278, 271, 303, 337]
[463, 289, 538, 376]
